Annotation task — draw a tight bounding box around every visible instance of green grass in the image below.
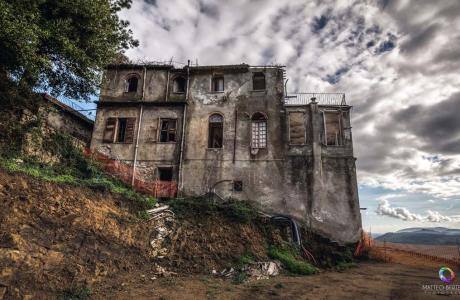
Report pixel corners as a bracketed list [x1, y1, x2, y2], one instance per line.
[236, 251, 256, 268]
[0, 157, 156, 213]
[167, 197, 258, 223]
[268, 245, 318, 275]
[59, 286, 91, 300]
[335, 261, 357, 271]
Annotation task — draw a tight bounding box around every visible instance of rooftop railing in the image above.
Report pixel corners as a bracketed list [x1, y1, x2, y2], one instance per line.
[284, 93, 346, 106]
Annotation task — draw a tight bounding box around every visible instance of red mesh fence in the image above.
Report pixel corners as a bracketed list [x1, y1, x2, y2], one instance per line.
[355, 232, 460, 267]
[83, 148, 177, 198]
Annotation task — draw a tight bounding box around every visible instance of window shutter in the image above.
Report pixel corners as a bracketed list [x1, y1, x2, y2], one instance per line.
[102, 118, 117, 143]
[125, 118, 136, 144]
[148, 118, 159, 142]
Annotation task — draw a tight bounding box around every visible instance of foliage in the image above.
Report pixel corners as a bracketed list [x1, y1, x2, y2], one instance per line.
[237, 252, 256, 266]
[60, 286, 91, 300]
[0, 156, 156, 213]
[167, 197, 258, 223]
[268, 245, 318, 275]
[232, 271, 248, 285]
[335, 262, 358, 271]
[0, 0, 138, 100]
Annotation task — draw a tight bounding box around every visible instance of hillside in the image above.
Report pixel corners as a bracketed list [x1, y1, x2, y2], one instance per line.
[376, 227, 460, 245]
[1, 166, 353, 298]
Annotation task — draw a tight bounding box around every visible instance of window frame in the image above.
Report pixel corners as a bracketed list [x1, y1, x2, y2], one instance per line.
[288, 111, 306, 145]
[252, 72, 266, 91]
[158, 118, 178, 143]
[211, 75, 224, 93]
[322, 110, 343, 147]
[208, 113, 224, 149]
[125, 74, 140, 93]
[251, 112, 268, 149]
[172, 76, 187, 94]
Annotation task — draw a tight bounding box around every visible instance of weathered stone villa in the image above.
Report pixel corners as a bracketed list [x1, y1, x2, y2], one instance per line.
[90, 63, 362, 243]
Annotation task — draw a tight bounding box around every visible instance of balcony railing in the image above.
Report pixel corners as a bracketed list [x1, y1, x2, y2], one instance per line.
[285, 93, 346, 106]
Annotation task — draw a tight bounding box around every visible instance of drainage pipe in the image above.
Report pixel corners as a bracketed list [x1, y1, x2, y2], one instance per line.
[131, 66, 147, 186]
[177, 60, 190, 193]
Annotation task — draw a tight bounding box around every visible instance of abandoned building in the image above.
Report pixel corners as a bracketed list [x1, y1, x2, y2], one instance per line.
[90, 63, 362, 243]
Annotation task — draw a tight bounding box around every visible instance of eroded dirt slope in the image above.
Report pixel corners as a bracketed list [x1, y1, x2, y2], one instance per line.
[0, 169, 285, 299]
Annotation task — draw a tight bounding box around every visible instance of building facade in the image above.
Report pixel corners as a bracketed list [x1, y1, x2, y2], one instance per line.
[90, 63, 362, 243]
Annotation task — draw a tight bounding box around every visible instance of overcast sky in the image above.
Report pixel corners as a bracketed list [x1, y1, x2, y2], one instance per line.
[112, 0, 460, 233]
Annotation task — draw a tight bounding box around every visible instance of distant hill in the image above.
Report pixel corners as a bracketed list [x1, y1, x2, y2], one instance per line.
[375, 227, 460, 245]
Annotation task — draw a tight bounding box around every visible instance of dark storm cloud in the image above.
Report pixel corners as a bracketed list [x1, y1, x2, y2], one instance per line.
[199, 1, 220, 19]
[393, 92, 460, 154]
[400, 23, 441, 55]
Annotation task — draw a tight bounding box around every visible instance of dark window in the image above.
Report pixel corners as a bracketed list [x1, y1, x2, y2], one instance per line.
[173, 77, 186, 93]
[251, 112, 267, 148]
[253, 72, 266, 90]
[126, 76, 138, 93]
[159, 119, 177, 142]
[158, 167, 173, 181]
[212, 76, 224, 92]
[116, 118, 128, 142]
[208, 113, 223, 148]
[233, 180, 243, 192]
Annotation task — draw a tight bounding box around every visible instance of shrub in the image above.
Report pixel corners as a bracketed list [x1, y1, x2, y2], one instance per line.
[268, 245, 318, 275]
[60, 286, 91, 300]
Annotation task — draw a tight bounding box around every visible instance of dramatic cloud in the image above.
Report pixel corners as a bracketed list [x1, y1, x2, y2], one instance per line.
[376, 199, 453, 223]
[116, 0, 460, 225]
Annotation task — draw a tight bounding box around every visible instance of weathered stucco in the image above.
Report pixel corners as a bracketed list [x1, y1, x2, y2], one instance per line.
[91, 64, 362, 243]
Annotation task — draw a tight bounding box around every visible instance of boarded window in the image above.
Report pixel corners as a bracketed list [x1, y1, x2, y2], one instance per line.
[159, 119, 177, 142]
[212, 76, 224, 92]
[208, 113, 223, 148]
[323, 111, 342, 146]
[173, 77, 186, 93]
[251, 112, 267, 148]
[253, 72, 266, 90]
[102, 118, 116, 143]
[126, 76, 138, 93]
[289, 112, 305, 145]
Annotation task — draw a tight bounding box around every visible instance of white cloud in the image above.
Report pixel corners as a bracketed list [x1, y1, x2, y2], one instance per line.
[376, 199, 455, 223]
[117, 0, 460, 222]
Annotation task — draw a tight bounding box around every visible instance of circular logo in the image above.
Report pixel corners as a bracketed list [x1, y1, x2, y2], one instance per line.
[439, 267, 456, 284]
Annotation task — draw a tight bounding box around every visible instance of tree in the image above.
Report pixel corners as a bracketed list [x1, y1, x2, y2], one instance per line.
[0, 0, 138, 100]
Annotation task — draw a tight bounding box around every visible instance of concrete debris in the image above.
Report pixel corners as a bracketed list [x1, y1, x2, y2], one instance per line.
[244, 261, 281, 281]
[152, 264, 177, 277]
[148, 206, 175, 258]
[219, 267, 235, 278]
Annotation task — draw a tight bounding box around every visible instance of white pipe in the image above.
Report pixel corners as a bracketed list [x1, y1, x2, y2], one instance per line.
[131, 66, 147, 186]
[178, 60, 190, 192]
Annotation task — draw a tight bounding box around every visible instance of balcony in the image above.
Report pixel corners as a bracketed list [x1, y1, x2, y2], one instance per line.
[285, 93, 346, 106]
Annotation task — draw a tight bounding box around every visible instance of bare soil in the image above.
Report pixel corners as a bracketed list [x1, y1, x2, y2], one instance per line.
[94, 261, 450, 300]
[1, 168, 456, 299]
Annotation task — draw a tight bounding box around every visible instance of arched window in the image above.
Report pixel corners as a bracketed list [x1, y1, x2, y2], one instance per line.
[125, 75, 139, 93]
[208, 113, 223, 148]
[251, 112, 267, 149]
[252, 72, 266, 90]
[173, 76, 186, 93]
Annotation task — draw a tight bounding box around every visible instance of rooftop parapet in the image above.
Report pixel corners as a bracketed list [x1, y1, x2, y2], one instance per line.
[284, 93, 346, 106]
